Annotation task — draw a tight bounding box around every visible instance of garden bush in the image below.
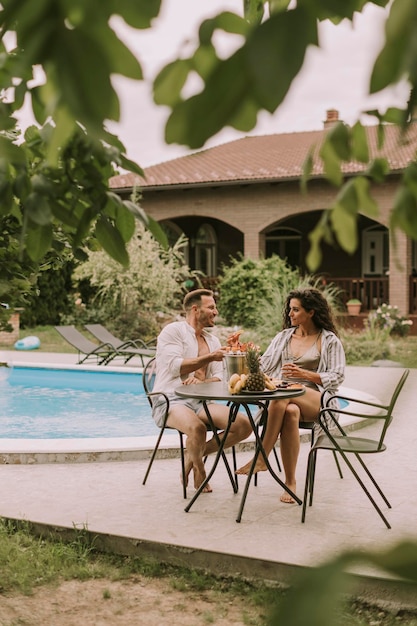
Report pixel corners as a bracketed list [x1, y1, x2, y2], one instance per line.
[339, 326, 392, 365]
[217, 255, 301, 329]
[217, 254, 344, 349]
[366, 303, 413, 337]
[21, 262, 74, 328]
[71, 224, 194, 341]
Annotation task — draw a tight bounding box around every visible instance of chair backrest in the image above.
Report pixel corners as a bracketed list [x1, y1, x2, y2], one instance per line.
[55, 325, 101, 352]
[85, 324, 122, 348]
[323, 369, 410, 451]
[386, 369, 409, 414]
[378, 368, 410, 447]
[143, 357, 157, 401]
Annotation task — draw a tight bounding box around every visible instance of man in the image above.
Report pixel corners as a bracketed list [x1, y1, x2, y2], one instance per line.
[152, 289, 251, 492]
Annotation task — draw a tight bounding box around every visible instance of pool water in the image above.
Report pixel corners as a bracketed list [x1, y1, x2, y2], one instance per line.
[0, 366, 159, 439]
[0, 366, 353, 441]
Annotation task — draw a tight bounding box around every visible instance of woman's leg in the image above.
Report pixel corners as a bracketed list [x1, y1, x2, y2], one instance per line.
[279, 388, 321, 502]
[279, 404, 301, 502]
[236, 398, 290, 474]
[235, 388, 321, 476]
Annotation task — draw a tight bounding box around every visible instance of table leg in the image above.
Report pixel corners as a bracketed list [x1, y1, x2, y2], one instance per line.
[236, 402, 302, 523]
[184, 402, 239, 513]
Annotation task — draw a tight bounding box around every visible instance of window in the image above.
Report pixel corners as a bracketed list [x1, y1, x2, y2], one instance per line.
[265, 227, 301, 269]
[362, 226, 388, 276]
[195, 224, 217, 276]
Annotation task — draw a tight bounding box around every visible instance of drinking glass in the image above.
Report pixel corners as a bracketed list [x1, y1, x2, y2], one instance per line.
[281, 353, 294, 382]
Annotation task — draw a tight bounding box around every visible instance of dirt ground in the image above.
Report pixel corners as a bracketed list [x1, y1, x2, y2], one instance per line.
[0, 577, 264, 626]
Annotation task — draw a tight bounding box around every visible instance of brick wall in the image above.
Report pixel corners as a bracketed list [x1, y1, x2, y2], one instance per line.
[140, 175, 413, 313]
[0, 312, 20, 345]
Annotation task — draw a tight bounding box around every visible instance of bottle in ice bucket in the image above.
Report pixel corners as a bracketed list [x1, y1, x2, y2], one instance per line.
[224, 328, 248, 379]
[224, 352, 248, 379]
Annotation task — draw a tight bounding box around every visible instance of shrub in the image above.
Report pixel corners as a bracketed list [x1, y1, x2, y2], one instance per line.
[366, 303, 413, 338]
[0, 215, 37, 331]
[217, 255, 300, 328]
[339, 328, 391, 365]
[217, 254, 344, 349]
[71, 224, 194, 339]
[21, 262, 74, 328]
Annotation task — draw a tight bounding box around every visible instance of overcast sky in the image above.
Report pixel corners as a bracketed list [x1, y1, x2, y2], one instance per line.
[18, 1, 409, 168]
[106, 1, 409, 168]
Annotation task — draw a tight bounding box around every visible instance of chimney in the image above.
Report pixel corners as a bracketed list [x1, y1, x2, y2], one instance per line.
[323, 109, 340, 128]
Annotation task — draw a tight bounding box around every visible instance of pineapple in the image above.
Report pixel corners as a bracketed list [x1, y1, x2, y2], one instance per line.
[245, 344, 265, 391]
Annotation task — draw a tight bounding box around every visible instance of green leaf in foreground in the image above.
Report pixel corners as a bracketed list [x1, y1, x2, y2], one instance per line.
[95, 216, 129, 267]
[270, 541, 417, 626]
[269, 554, 354, 626]
[25, 223, 53, 261]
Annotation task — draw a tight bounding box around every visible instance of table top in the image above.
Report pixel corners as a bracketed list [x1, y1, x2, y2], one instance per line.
[175, 380, 305, 403]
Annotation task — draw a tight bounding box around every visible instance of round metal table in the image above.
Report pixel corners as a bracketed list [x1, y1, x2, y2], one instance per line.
[175, 381, 305, 522]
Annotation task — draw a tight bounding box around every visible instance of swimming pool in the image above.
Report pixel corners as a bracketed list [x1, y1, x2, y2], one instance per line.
[0, 365, 159, 439]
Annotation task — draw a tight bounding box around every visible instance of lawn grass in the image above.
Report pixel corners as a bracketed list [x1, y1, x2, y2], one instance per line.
[386, 334, 417, 368]
[0, 519, 277, 622]
[0, 325, 100, 354]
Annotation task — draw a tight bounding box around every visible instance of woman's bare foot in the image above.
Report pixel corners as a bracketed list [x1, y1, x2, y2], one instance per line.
[235, 458, 268, 475]
[280, 483, 297, 504]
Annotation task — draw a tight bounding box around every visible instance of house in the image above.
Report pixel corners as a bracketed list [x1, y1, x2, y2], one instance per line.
[110, 110, 417, 330]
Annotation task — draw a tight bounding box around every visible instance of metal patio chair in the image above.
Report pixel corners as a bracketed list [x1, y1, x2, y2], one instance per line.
[142, 357, 238, 499]
[301, 369, 410, 529]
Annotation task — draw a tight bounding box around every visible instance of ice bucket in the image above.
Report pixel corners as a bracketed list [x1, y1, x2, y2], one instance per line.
[224, 353, 248, 379]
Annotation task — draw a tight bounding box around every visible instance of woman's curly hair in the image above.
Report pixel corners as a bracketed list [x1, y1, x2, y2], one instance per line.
[282, 287, 338, 335]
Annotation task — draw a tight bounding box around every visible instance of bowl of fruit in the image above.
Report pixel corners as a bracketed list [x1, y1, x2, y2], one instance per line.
[224, 331, 275, 394]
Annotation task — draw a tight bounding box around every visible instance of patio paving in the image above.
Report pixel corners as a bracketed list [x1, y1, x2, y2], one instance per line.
[0, 348, 416, 608]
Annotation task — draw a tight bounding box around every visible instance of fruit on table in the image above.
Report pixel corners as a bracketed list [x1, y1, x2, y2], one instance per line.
[228, 371, 278, 394]
[264, 374, 276, 391]
[228, 373, 248, 394]
[245, 344, 266, 391]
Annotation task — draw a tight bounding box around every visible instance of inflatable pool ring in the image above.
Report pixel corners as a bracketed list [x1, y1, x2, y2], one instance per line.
[14, 336, 41, 351]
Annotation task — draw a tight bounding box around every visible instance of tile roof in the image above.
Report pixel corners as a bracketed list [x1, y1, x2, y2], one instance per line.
[110, 122, 417, 191]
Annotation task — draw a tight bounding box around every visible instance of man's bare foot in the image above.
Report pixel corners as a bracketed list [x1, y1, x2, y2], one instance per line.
[235, 458, 268, 475]
[280, 483, 297, 504]
[193, 466, 212, 493]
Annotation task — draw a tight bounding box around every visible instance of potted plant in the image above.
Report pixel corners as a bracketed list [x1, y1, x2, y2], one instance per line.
[346, 298, 362, 315]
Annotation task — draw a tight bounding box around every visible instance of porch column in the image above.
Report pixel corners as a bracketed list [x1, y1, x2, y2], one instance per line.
[244, 230, 264, 259]
[389, 231, 412, 314]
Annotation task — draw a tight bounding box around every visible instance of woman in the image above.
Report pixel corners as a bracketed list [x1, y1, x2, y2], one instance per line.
[236, 287, 345, 503]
